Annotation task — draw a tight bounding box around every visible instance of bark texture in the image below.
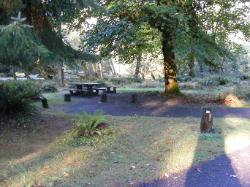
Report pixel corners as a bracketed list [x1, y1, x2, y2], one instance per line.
[134, 54, 142, 79]
[162, 31, 179, 94]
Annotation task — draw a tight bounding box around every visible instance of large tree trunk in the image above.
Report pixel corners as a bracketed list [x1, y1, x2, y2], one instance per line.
[134, 54, 142, 79]
[162, 31, 179, 94]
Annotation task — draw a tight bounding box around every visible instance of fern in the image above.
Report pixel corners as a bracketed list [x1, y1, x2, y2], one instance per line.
[72, 112, 107, 137]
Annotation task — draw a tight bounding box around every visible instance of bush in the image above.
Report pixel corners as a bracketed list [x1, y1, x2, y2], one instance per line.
[41, 81, 58, 93]
[177, 75, 192, 82]
[71, 112, 108, 137]
[199, 75, 239, 87]
[134, 81, 163, 88]
[239, 74, 249, 80]
[108, 77, 143, 86]
[0, 80, 41, 117]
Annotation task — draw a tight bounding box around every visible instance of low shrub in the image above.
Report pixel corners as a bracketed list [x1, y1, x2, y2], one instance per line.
[41, 81, 58, 93]
[239, 74, 250, 80]
[71, 112, 108, 137]
[133, 81, 163, 88]
[199, 75, 239, 87]
[0, 80, 41, 117]
[108, 77, 143, 86]
[235, 86, 250, 100]
[177, 75, 192, 82]
[95, 79, 107, 87]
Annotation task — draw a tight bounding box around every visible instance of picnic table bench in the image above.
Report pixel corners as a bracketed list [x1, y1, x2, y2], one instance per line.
[69, 82, 116, 96]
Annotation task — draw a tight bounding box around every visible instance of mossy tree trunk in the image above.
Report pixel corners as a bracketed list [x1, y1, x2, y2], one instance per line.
[162, 31, 179, 94]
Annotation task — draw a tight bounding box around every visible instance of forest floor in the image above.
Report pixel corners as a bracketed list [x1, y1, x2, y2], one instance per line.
[1, 89, 250, 186]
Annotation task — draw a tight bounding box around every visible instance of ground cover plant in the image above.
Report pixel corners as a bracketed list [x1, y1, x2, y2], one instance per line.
[71, 112, 108, 137]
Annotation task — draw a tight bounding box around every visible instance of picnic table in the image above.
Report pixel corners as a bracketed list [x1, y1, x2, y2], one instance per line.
[69, 82, 116, 96]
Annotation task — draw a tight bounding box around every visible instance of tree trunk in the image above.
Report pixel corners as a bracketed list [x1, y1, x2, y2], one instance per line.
[109, 59, 116, 75]
[199, 62, 204, 78]
[56, 63, 64, 87]
[188, 52, 195, 77]
[99, 61, 103, 79]
[60, 63, 64, 86]
[134, 54, 142, 79]
[162, 31, 179, 94]
[13, 66, 17, 80]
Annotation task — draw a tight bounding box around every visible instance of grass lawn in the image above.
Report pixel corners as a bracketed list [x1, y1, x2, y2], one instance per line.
[1, 114, 250, 186]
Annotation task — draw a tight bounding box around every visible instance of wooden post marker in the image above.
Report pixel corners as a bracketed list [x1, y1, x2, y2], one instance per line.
[200, 108, 213, 133]
[131, 94, 138, 103]
[64, 94, 71, 102]
[101, 93, 107, 103]
[41, 98, 48, 108]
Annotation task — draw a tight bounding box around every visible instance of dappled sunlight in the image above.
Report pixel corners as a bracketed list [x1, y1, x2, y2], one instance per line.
[160, 134, 199, 175]
[224, 133, 250, 153]
[126, 117, 202, 179]
[163, 98, 182, 106]
[6, 147, 92, 187]
[151, 106, 171, 116]
[222, 118, 250, 154]
[143, 100, 162, 108]
[9, 145, 48, 166]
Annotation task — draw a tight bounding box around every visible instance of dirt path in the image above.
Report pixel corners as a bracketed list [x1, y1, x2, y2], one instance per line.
[51, 93, 250, 119]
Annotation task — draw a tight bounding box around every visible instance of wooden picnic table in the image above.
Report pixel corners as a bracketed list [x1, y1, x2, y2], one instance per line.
[70, 82, 116, 96]
[75, 82, 101, 91]
[70, 82, 103, 96]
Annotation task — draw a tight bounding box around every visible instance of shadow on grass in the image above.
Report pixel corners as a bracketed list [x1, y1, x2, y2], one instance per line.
[184, 132, 241, 187]
[138, 117, 248, 187]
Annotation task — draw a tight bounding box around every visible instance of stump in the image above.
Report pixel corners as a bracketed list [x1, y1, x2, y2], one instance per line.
[200, 108, 213, 133]
[41, 98, 48, 108]
[131, 94, 138, 103]
[64, 94, 71, 102]
[107, 87, 111, 93]
[100, 93, 107, 103]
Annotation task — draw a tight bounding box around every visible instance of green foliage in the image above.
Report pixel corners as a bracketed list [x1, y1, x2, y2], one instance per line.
[0, 80, 41, 117]
[199, 75, 239, 87]
[108, 77, 142, 86]
[0, 23, 54, 72]
[177, 75, 192, 82]
[82, 0, 250, 72]
[0, 0, 99, 67]
[71, 112, 107, 137]
[41, 81, 58, 93]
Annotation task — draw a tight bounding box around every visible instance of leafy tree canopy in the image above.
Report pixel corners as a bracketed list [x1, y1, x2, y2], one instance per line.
[80, 0, 250, 93]
[0, 22, 53, 72]
[0, 0, 100, 72]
